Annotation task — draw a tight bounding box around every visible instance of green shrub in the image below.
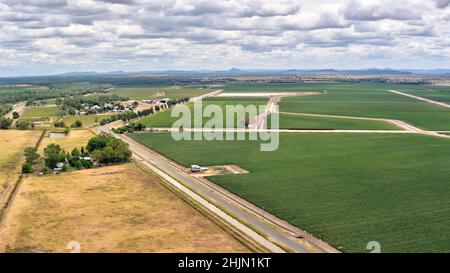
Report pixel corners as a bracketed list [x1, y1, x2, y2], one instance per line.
[21, 163, 33, 174]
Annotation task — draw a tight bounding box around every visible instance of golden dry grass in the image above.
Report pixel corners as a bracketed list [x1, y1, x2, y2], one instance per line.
[0, 130, 42, 210]
[39, 130, 94, 154]
[0, 163, 248, 253]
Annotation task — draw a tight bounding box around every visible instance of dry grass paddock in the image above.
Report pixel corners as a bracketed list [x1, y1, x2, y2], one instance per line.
[0, 163, 248, 253]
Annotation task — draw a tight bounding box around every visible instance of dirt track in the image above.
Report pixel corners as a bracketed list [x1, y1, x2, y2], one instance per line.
[388, 89, 450, 109]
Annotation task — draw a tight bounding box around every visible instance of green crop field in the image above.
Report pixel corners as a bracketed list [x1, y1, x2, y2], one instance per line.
[273, 113, 399, 130]
[109, 85, 213, 100]
[129, 132, 450, 253]
[392, 86, 450, 104]
[277, 84, 450, 131]
[139, 99, 268, 128]
[21, 106, 60, 118]
[221, 82, 401, 93]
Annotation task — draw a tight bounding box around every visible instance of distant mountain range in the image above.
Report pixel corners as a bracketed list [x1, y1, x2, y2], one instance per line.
[49, 68, 450, 77]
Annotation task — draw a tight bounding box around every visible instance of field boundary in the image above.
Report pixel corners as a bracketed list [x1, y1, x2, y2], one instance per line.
[0, 129, 46, 228]
[278, 112, 450, 138]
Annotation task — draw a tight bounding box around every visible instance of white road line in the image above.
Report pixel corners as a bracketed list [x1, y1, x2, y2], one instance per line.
[150, 127, 413, 134]
[278, 112, 450, 138]
[190, 89, 223, 102]
[388, 89, 450, 109]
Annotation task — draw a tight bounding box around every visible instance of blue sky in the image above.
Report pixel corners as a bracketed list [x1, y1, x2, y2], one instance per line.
[0, 0, 450, 76]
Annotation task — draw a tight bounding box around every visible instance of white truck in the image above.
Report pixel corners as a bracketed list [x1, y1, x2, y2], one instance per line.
[191, 165, 208, 173]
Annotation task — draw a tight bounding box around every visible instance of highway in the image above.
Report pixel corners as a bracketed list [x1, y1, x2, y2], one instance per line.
[98, 124, 328, 253]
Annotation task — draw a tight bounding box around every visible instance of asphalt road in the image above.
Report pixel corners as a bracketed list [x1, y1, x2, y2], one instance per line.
[98, 124, 315, 253]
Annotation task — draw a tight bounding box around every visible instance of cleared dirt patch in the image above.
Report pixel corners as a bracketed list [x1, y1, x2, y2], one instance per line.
[0, 163, 248, 253]
[190, 165, 249, 177]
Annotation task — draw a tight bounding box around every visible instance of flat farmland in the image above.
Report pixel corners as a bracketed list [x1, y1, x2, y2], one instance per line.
[139, 98, 268, 128]
[278, 84, 450, 131]
[221, 82, 400, 93]
[392, 86, 450, 104]
[0, 130, 42, 214]
[0, 163, 248, 253]
[21, 106, 60, 118]
[273, 113, 399, 130]
[109, 85, 212, 100]
[129, 132, 450, 253]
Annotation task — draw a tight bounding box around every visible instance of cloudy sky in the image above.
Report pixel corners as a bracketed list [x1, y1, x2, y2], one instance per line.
[0, 0, 450, 76]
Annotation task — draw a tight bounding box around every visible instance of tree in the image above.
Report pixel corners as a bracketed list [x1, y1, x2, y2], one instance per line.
[24, 147, 40, 164]
[12, 111, 20, 119]
[54, 120, 65, 128]
[64, 127, 70, 136]
[86, 136, 109, 152]
[71, 148, 81, 158]
[22, 163, 33, 174]
[44, 144, 66, 168]
[68, 108, 77, 116]
[71, 120, 83, 128]
[88, 136, 131, 164]
[16, 120, 30, 130]
[0, 117, 12, 129]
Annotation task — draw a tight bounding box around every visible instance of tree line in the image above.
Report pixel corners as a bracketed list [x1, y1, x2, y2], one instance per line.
[0, 85, 110, 105]
[0, 103, 12, 116]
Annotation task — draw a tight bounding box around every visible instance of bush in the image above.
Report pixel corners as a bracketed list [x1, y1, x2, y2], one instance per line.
[12, 112, 20, 119]
[21, 163, 33, 174]
[71, 120, 83, 128]
[0, 117, 12, 129]
[64, 127, 70, 135]
[81, 160, 93, 169]
[73, 160, 83, 170]
[54, 120, 65, 128]
[16, 120, 31, 130]
[41, 166, 52, 174]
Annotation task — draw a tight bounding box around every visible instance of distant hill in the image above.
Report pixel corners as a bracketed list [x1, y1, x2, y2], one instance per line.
[44, 68, 450, 78]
